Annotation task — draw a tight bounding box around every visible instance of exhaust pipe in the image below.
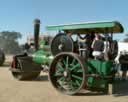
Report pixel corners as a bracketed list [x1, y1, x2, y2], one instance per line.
[33, 19, 40, 51]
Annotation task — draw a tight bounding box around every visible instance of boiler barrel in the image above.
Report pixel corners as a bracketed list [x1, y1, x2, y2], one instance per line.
[32, 50, 53, 65]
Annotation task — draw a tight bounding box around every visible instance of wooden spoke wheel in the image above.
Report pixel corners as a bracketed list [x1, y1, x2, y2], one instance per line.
[49, 52, 87, 95]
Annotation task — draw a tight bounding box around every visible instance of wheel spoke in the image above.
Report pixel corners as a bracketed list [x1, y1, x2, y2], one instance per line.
[66, 81, 76, 91]
[71, 74, 83, 81]
[71, 59, 75, 65]
[62, 58, 66, 68]
[55, 61, 64, 76]
[70, 80, 75, 86]
[71, 80, 78, 86]
[66, 56, 69, 68]
[70, 63, 80, 71]
[70, 80, 81, 89]
[57, 76, 65, 82]
[75, 80, 81, 86]
[54, 72, 63, 77]
[76, 69, 83, 73]
[57, 62, 64, 72]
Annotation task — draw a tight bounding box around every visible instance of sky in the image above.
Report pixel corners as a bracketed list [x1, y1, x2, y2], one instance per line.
[0, 0, 127, 44]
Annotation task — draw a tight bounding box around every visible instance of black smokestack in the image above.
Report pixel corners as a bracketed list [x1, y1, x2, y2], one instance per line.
[33, 19, 40, 51]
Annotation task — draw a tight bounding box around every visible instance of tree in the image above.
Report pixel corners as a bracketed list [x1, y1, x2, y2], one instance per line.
[0, 31, 22, 54]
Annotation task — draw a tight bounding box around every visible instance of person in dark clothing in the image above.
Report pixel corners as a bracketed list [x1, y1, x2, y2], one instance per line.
[24, 43, 30, 51]
[91, 33, 104, 59]
[119, 51, 128, 81]
[76, 33, 95, 58]
[92, 40, 104, 51]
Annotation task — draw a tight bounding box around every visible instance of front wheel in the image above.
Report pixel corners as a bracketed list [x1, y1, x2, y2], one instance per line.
[11, 57, 40, 81]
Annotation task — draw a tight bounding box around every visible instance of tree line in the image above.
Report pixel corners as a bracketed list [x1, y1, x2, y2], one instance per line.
[0, 31, 22, 54]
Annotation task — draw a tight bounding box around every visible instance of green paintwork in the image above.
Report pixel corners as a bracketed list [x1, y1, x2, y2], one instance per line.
[87, 60, 112, 75]
[46, 21, 124, 33]
[32, 40, 53, 64]
[87, 59, 113, 89]
[32, 50, 53, 64]
[87, 77, 108, 89]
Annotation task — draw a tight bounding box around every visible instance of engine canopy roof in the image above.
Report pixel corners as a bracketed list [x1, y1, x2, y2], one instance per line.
[46, 21, 124, 34]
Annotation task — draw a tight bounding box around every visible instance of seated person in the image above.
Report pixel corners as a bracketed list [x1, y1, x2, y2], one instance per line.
[24, 42, 35, 54]
[91, 33, 104, 59]
[77, 34, 91, 58]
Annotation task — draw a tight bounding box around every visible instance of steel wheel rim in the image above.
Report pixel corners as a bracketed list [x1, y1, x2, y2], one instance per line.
[49, 52, 86, 95]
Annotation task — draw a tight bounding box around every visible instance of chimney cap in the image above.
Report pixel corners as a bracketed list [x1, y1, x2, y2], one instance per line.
[34, 18, 40, 24]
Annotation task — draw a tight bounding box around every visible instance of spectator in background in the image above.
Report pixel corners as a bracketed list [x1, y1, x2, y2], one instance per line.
[119, 50, 128, 81]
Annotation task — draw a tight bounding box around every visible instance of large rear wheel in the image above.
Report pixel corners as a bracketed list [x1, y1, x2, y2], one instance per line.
[49, 52, 86, 95]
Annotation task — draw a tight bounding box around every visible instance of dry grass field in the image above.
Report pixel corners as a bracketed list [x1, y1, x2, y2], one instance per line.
[0, 55, 127, 102]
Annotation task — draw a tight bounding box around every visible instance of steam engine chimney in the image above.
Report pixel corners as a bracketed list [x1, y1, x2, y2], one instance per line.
[33, 19, 40, 51]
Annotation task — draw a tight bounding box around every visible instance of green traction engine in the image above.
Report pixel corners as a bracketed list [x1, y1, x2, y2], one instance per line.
[10, 20, 124, 95]
[47, 21, 123, 95]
